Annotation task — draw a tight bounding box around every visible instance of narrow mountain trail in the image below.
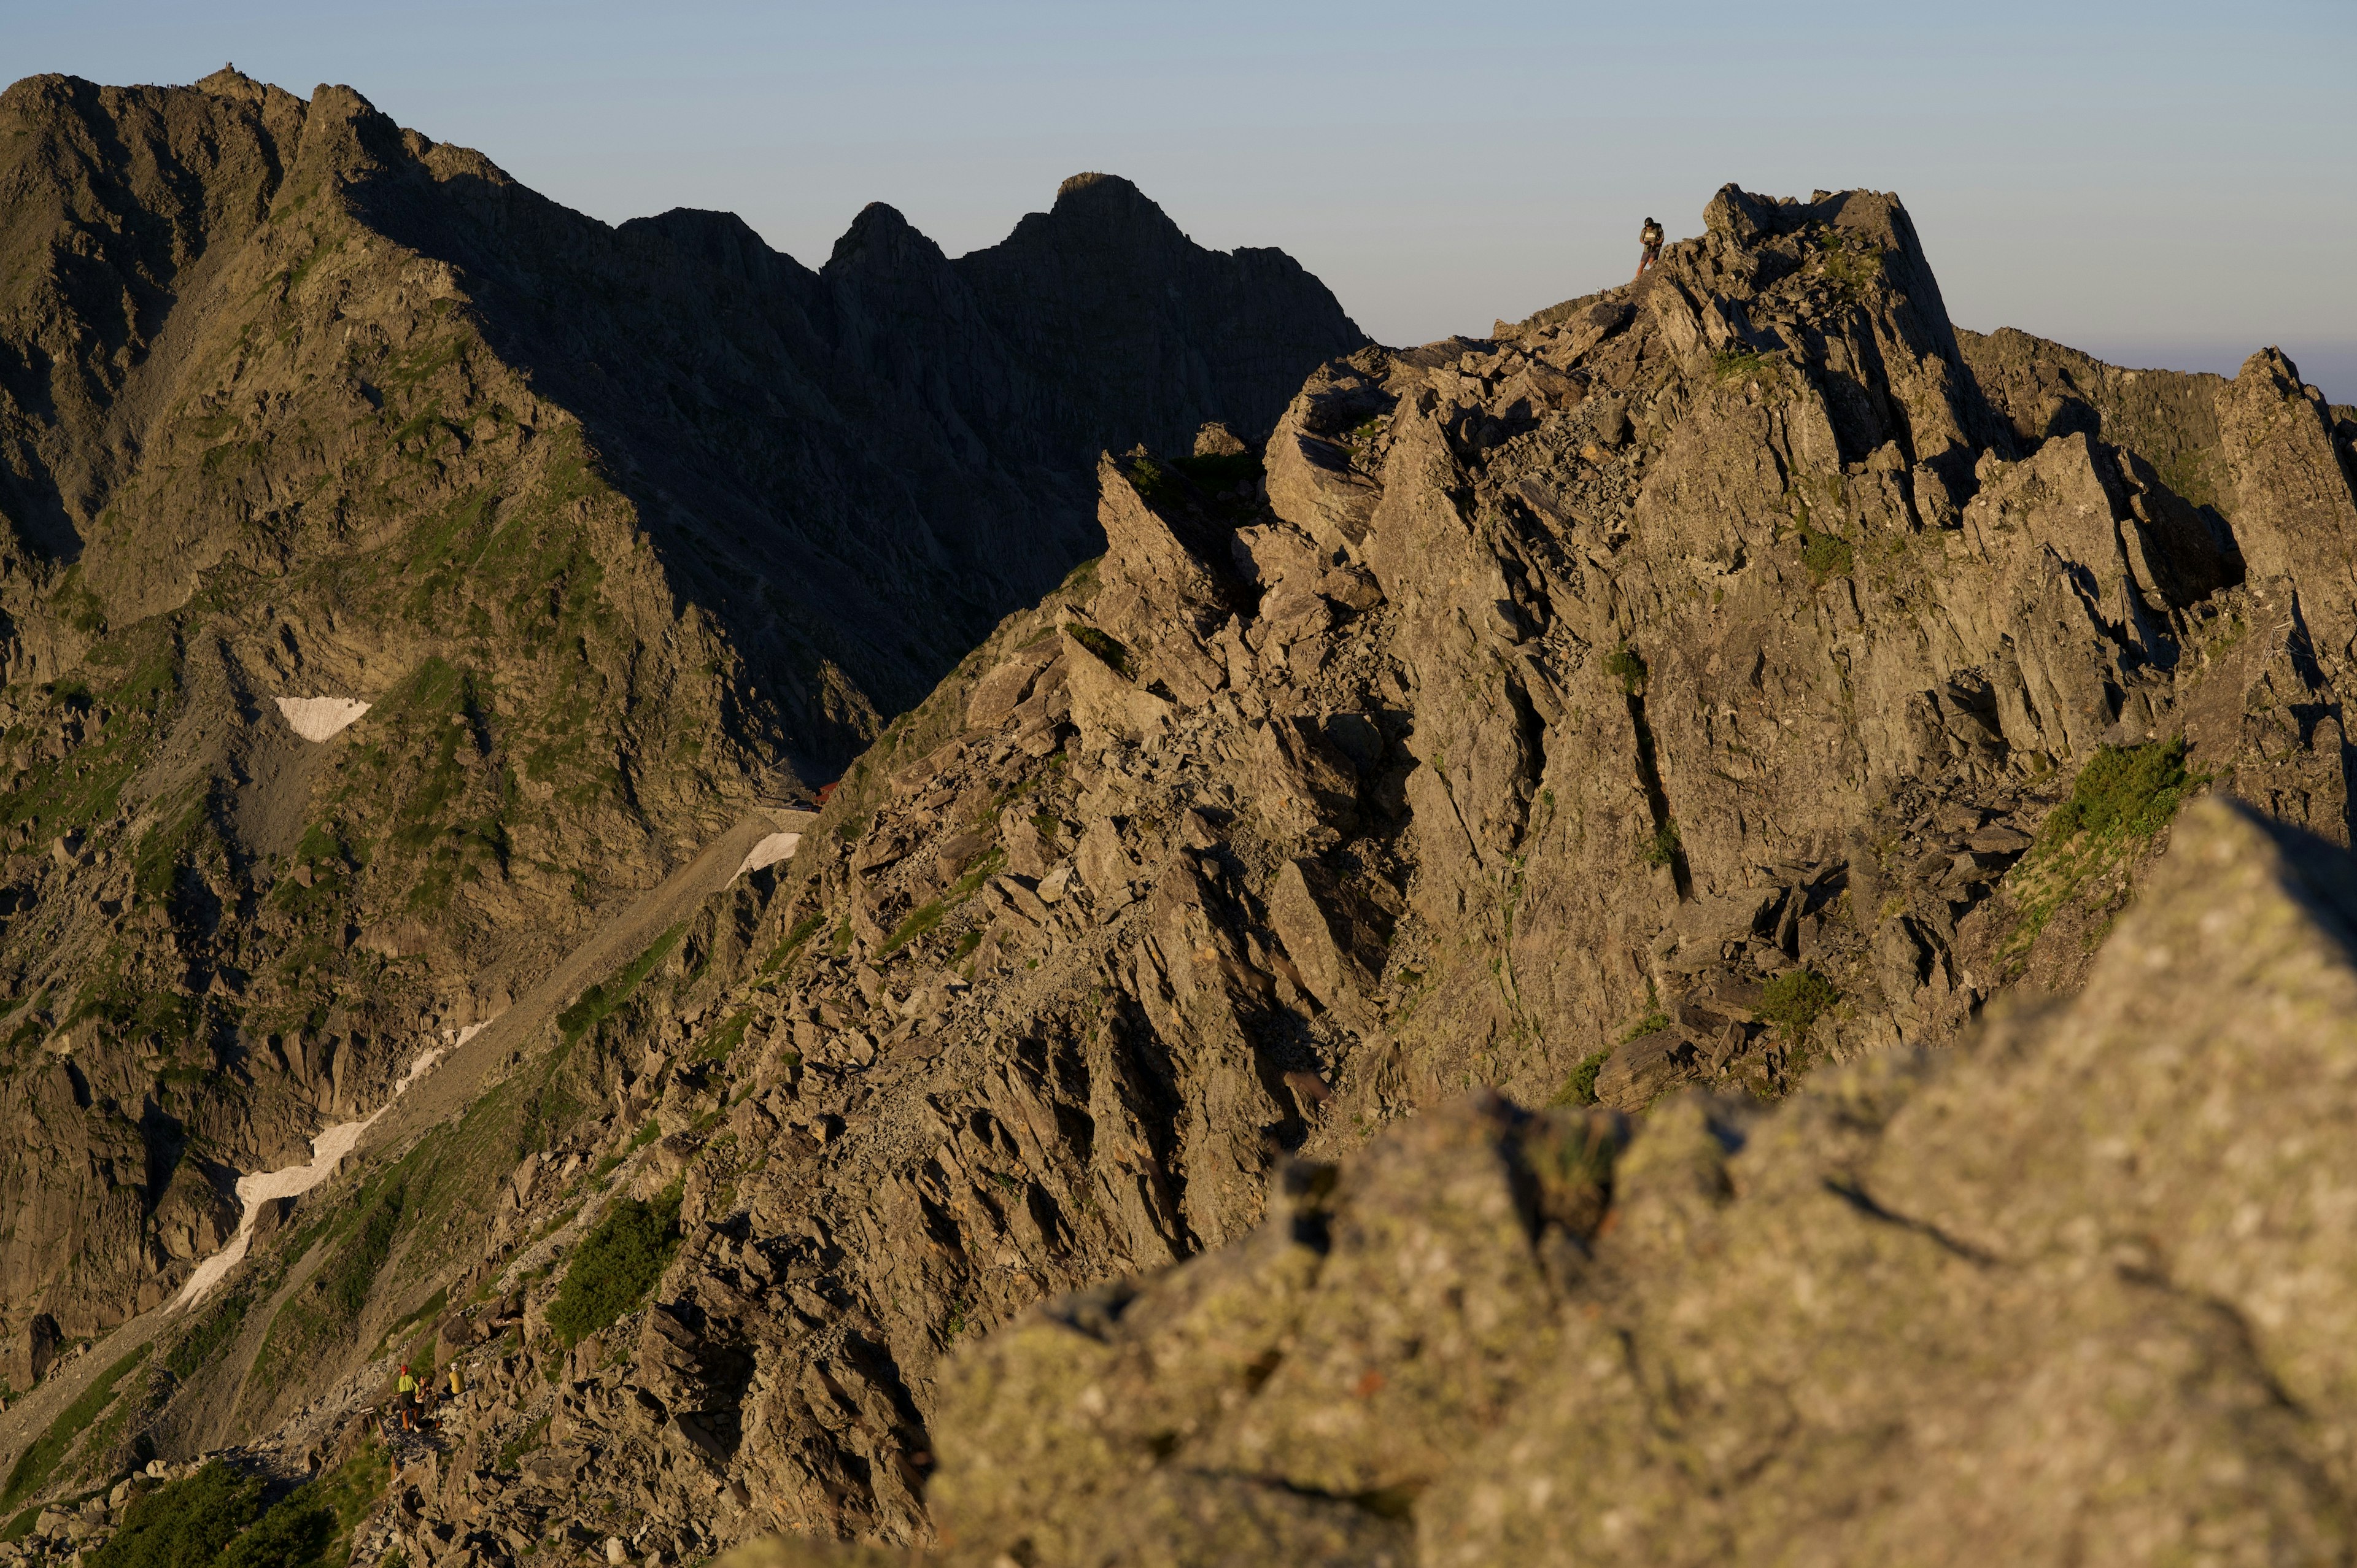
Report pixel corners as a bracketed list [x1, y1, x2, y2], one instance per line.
[0, 808, 791, 1496]
[363, 808, 792, 1151]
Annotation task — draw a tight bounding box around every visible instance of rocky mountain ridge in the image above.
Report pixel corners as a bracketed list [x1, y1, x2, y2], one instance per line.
[0, 169, 2351, 1568]
[0, 67, 1359, 1345]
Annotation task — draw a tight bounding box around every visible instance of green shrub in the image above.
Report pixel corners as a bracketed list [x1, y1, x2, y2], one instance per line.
[164, 1289, 249, 1381]
[1550, 1048, 1614, 1107]
[91, 1462, 262, 1568]
[2038, 738, 2196, 849]
[496, 1413, 551, 1473]
[1064, 623, 1133, 678]
[212, 1496, 333, 1568]
[1640, 819, 1681, 869]
[384, 1286, 447, 1345]
[1758, 968, 1838, 1041]
[1125, 456, 1179, 506]
[1798, 528, 1854, 581]
[1603, 643, 1646, 695]
[546, 1185, 683, 1345]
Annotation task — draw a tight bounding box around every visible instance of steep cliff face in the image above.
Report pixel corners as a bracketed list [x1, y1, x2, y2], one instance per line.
[0, 68, 1361, 1342]
[1, 177, 2351, 1568]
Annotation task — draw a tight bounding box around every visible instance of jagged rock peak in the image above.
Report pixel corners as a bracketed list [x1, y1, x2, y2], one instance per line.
[1053, 170, 1153, 210]
[824, 200, 949, 273]
[1012, 169, 1187, 245]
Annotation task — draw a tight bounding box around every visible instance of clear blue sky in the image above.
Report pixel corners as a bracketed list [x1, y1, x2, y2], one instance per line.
[9, 0, 2355, 400]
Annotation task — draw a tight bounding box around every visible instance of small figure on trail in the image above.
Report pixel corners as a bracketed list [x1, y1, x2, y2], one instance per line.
[446, 1362, 465, 1401]
[1634, 216, 1665, 281]
[396, 1364, 419, 1430]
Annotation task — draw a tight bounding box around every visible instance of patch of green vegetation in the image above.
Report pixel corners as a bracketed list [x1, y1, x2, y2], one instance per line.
[384, 1286, 447, 1345]
[132, 791, 212, 908]
[90, 1462, 263, 1568]
[2154, 447, 2221, 512]
[284, 233, 345, 295]
[2038, 738, 2198, 849]
[1603, 643, 1646, 695]
[1620, 1006, 1671, 1044]
[63, 949, 204, 1052]
[1798, 527, 1854, 582]
[1064, 622, 1133, 678]
[1124, 455, 1178, 506]
[379, 333, 466, 391]
[694, 1010, 753, 1062]
[164, 1288, 251, 1381]
[1641, 819, 1681, 870]
[1550, 1048, 1614, 1108]
[557, 925, 684, 1045]
[1999, 738, 2206, 973]
[1758, 968, 1838, 1041]
[546, 1183, 684, 1345]
[882, 901, 945, 954]
[0, 631, 181, 839]
[1, 1342, 150, 1511]
[1032, 552, 1096, 601]
[1711, 347, 1775, 382]
[834, 814, 869, 844]
[53, 569, 107, 636]
[763, 913, 827, 972]
[946, 847, 1007, 903]
[495, 1413, 551, 1473]
[1811, 226, 1885, 300]
[98, 1440, 384, 1568]
[953, 930, 981, 960]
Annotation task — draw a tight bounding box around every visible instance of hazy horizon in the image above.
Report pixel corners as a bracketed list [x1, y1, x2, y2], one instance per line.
[7, 0, 2351, 401]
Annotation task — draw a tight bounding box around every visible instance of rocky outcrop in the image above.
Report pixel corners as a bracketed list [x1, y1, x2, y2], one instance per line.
[726, 796, 2357, 1566]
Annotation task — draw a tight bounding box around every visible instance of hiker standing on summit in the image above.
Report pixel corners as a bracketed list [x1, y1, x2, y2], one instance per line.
[1634, 216, 1665, 281]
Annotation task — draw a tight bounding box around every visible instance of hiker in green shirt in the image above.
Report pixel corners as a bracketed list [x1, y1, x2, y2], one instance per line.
[396, 1364, 420, 1430]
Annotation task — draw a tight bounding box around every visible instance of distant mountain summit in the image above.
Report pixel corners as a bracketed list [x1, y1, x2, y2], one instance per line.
[0, 68, 1362, 772]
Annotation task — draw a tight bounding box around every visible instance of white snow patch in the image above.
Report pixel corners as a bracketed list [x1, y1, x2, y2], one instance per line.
[274, 697, 371, 742]
[174, 1041, 453, 1310]
[735, 832, 800, 879]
